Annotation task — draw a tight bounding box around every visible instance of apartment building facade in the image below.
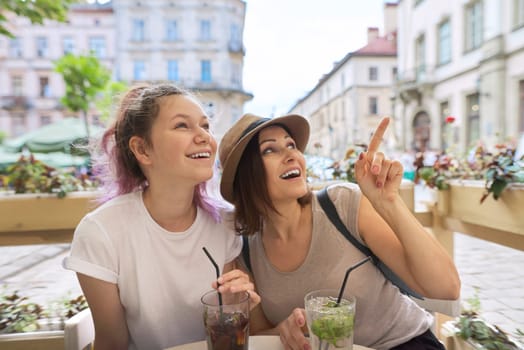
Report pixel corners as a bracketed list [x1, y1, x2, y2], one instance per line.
[289, 3, 398, 160]
[0, 2, 115, 137]
[0, 0, 251, 140]
[395, 0, 524, 153]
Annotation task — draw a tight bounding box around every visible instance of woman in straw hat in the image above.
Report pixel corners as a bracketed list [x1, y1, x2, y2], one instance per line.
[63, 84, 259, 350]
[218, 114, 460, 350]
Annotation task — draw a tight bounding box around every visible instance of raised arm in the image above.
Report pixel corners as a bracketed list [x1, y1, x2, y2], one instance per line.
[355, 118, 460, 299]
[77, 273, 129, 350]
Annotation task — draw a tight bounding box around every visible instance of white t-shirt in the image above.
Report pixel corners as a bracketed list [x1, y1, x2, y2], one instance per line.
[63, 191, 242, 350]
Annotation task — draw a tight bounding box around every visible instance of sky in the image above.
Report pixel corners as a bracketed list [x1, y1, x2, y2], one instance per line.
[242, 0, 386, 117]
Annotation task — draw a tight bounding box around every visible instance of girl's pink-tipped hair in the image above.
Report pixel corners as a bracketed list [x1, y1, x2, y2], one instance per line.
[90, 83, 223, 223]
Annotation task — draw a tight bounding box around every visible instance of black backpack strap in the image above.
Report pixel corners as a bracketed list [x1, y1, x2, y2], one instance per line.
[317, 187, 375, 259]
[316, 187, 424, 300]
[242, 236, 252, 274]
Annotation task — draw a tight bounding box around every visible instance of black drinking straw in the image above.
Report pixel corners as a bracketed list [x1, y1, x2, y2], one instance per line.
[336, 256, 372, 305]
[202, 247, 223, 307]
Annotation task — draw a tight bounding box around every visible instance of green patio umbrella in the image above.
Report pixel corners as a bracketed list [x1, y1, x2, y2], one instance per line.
[3, 118, 104, 154]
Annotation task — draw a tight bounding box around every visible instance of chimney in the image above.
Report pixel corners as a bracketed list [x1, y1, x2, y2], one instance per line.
[367, 27, 379, 43]
[384, 2, 398, 35]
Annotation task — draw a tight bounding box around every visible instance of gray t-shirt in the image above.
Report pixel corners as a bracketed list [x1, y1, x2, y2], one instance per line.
[247, 182, 432, 350]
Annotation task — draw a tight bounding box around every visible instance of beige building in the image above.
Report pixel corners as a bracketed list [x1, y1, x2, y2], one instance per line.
[0, 2, 115, 137]
[395, 0, 524, 153]
[0, 0, 251, 139]
[289, 3, 398, 160]
[112, 0, 252, 139]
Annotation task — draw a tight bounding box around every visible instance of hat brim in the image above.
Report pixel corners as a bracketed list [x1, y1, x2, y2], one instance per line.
[220, 114, 310, 203]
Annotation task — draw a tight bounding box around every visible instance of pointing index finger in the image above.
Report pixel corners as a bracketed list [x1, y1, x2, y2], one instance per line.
[367, 117, 390, 154]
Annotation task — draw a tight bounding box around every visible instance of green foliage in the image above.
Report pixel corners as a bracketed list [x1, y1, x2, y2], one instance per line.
[0, 289, 88, 334]
[0, 130, 6, 144]
[455, 287, 522, 350]
[54, 53, 111, 114]
[330, 144, 368, 183]
[0, 0, 76, 38]
[54, 53, 111, 137]
[4, 154, 97, 197]
[415, 145, 524, 202]
[0, 291, 45, 333]
[94, 80, 129, 123]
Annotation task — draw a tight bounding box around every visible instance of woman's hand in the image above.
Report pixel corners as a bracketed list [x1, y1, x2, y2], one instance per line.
[213, 269, 261, 310]
[276, 308, 310, 350]
[355, 117, 403, 206]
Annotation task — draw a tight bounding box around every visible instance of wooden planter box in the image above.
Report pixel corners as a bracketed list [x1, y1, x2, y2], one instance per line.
[0, 309, 93, 350]
[436, 180, 524, 251]
[0, 330, 64, 350]
[0, 191, 98, 246]
[440, 320, 523, 350]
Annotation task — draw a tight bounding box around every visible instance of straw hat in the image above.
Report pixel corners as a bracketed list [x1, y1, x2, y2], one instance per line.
[219, 113, 310, 203]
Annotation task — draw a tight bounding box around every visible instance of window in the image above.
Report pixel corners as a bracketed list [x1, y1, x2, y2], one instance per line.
[229, 23, 241, 50]
[36, 37, 47, 58]
[12, 114, 26, 137]
[415, 34, 426, 81]
[466, 93, 480, 145]
[9, 38, 22, 58]
[231, 63, 240, 85]
[63, 36, 74, 55]
[369, 97, 378, 115]
[438, 19, 452, 65]
[40, 115, 52, 126]
[200, 20, 211, 41]
[369, 66, 378, 81]
[519, 80, 524, 132]
[167, 60, 179, 81]
[12, 76, 23, 96]
[414, 0, 425, 6]
[392, 67, 398, 81]
[201, 60, 211, 82]
[515, 0, 524, 28]
[39, 77, 50, 97]
[465, 1, 483, 51]
[89, 36, 106, 58]
[440, 101, 450, 149]
[133, 61, 146, 80]
[132, 19, 145, 41]
[166, 20, 178, 41]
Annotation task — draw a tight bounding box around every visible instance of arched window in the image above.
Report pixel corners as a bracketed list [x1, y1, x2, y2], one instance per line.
[413, 111, 431, 152]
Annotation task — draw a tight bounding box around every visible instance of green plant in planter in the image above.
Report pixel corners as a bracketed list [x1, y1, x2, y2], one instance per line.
[329, 144, 368, 183]
[0, 291, 46, 333]
[3, 154, 97, 198]
[416, 145, 524, 203]
[0, 289, 88, 334]
[453, 288, 523, 350]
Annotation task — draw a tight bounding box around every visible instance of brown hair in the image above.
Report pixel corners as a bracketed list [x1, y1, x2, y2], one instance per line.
[232, 128, 312, 236]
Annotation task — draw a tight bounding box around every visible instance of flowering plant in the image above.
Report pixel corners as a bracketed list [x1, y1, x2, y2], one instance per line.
[416, 144, 524, 202]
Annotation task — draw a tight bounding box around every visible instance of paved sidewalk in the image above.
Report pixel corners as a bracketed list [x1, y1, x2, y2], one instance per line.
[0, 233, 523, 338]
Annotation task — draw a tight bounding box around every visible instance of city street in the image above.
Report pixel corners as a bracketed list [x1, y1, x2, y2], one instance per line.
[0, 232, 523, 339]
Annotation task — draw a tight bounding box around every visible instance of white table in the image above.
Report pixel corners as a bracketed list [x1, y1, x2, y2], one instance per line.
[166, 335, 373, 349]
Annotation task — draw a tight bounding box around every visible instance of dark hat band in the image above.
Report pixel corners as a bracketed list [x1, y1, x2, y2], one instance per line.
[238, 117, 271, 141]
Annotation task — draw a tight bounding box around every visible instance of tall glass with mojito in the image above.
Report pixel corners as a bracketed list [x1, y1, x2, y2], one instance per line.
[305, 289, 355, 350]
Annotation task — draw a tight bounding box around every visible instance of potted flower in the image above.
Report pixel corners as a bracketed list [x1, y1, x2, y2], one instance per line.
[0, 290, 89, 350]
[441, 290, 524, 350]
[0, 154, 99, 246]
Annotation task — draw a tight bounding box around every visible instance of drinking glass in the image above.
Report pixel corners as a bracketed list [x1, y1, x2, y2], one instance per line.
[305, 289, 356, 350]
[201, 290, 250, 350]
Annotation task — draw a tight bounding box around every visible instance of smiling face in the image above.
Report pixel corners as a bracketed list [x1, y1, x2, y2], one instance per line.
[135, 94, 217, 187]
[258, 125, 308, 202]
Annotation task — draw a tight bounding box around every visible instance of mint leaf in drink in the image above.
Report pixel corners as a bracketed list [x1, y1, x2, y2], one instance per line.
[311, 313, 354, 347]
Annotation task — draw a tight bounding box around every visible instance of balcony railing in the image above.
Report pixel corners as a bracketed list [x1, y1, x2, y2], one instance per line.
[0, 96, 33, 110]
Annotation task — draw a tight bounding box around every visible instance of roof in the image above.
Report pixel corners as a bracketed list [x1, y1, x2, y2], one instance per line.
[288, 32, 397, 111]
[353, 33, 397, 57]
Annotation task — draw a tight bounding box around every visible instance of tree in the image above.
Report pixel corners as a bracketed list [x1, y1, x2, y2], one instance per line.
[94, 80, 129, 123]
[54, 53, 111, 138]
[0, 0, 76, 38]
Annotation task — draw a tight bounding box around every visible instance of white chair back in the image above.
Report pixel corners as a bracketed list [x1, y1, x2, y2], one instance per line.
[64, 308, 94, 350]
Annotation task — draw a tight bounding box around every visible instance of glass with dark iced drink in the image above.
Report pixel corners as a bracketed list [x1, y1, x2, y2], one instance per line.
[201, 290, 250, 350]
